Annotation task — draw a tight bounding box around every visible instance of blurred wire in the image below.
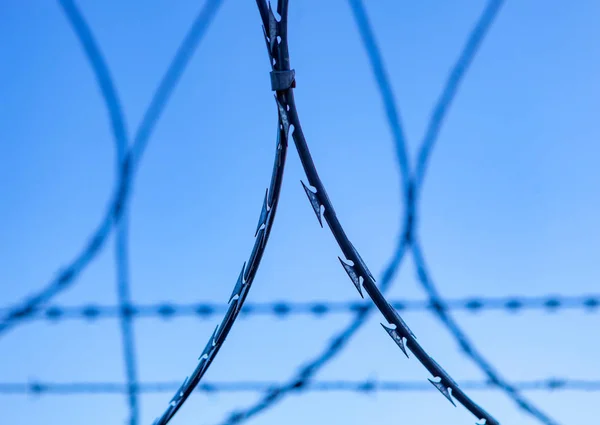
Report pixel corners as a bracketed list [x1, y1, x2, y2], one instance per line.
[0, 0, 223, 341]
[59, 1, 140, 424]
[1, 378, 598, 395]
[2, 294, 597, 322]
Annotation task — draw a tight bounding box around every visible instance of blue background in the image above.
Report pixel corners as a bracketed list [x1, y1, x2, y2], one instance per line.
[1, 0, 599, 424]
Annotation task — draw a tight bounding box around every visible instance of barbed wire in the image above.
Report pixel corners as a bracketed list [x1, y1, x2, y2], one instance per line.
[4, 1, 593, 425]
[3, 294, 597, 323]
[149, 0, 295, 422]
[1, 378, 598, 396]
[217, 1, 507, 424]
[59, 2, 140, 423]
[365, 0, 560, 422]
[217, 1, 511, 425]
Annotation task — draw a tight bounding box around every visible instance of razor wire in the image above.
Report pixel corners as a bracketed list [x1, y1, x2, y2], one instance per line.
[3, 1, 593, 425]
[2, 1, 225, 425]
[148, 2, 296, 423]
[219, 1, 501, 424]
[217, 1, 511, 424]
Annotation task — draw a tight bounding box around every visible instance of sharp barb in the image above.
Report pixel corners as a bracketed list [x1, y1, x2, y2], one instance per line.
[429, 356, 458, 387]
[267, 3, 278, 54]
[338, 257, 364, 298]
[352, 248, 375, 283]
[275, 97, 291, 136]
[211, 324, 219, 347]
[198, 326, 217, 361]
[388, 303, 416, 340]
[255, 189, 269, 237]
[380, 323, 409, 358]
[429, 378, 457, 407]
[229, 263, 246, 304]
[169, 377, 188, 404]
[261, 25, 271, 51]
[301, 181, 323, 227]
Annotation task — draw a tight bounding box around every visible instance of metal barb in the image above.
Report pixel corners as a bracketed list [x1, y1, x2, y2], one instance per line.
[255, 190, 269, 237]
[267, 3, 278, 55]
[380, 323, 409, 358]
[198, 328, 216, 361]
[301, 181, 323, 227]
[428, 378, 457, 407]
[275, 97, 291, 136]
[211, 325, 219, 347]
[429, 356, 458, 388]
[169, 377, 188, 405]
[338, 257, 364, 298]
[351, 247, 375, 283]
[229, 264, 247, 304]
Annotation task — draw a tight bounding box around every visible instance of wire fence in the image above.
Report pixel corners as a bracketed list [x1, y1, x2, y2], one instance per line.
[2, 1, 596, 425]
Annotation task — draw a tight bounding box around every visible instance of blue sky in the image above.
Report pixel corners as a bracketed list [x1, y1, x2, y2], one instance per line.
[1, 0, 599, 424]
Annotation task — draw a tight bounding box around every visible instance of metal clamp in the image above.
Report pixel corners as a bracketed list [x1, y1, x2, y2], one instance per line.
[270, 69, 296, 91]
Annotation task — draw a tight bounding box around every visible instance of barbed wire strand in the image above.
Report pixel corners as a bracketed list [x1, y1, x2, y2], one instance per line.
[357, 0, 565, 423]
[411, 242, 562, 425]
[3, 293, 597, 322]
[216, 1, 416, 423]
[1, 378, 598, 395]
[149, 1, 301, 423]
[59, 1, 141, 423]
[393, 0, 560, 421]
[228, 1, 505, 424]
[352, 1, 562, 423]
[217, 1, 504, 424]
[0, 0, 225, 342]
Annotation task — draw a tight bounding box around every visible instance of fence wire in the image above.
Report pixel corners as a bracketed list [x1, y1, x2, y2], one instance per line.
[3, 294, 597, 322]
[2, 378, 598, 396]
[2, 1, 595, 425]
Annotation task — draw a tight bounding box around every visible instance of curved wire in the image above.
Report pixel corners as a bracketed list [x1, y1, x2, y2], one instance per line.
[241, 1, 509, 424]
[411, 242, 561, 425]
[149, 7, 294, 423]
[218, 0, 502, 423]
[58, 1, 140, 423]
[385, 0, 560, 421]
[0, 0, 224, 340]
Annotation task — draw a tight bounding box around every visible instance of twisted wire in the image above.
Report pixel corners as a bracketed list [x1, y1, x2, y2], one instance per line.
[3, 293, 596, 322]
[1, 378, 598, 395]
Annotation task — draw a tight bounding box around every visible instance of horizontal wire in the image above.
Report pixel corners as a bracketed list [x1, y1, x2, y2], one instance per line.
[1, 378, 598, 395]
[1, 294, 597, 322]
